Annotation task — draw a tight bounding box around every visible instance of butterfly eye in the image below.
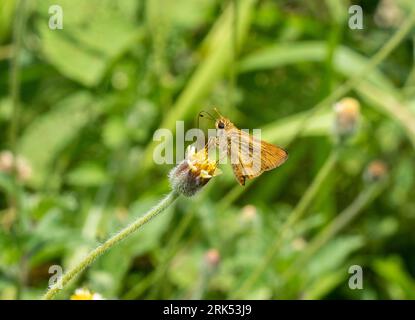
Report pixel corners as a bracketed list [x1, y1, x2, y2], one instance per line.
[218, 122, 225, 129]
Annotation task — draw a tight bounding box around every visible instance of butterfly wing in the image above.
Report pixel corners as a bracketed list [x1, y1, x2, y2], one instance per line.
[228, 129, 288, 185]
[256, 138, 288, 173]
[231, 162, 247, 186]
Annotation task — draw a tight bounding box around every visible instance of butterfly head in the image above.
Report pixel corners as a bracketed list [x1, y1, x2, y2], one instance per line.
[213, 108, 233, 130]
[215, 117, 232, 130]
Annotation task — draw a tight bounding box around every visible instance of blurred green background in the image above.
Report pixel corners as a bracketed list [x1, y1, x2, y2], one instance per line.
[1, 0, 415, 300]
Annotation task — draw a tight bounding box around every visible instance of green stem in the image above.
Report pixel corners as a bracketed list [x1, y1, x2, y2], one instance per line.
[123, 186, 212, 299]
[191, 264, 211, 300]
[9, 0, 26, 154]
[147, 211, 195, 298]
[123, 211, 195, 299]
[232, 149, 338, 298]
[228, 0, 237, 110]
[197, 6, 415, 218]
[42, 191, 180, 300]
[9, 0, 28, 300]
[287, 149, 339, 227]
[0, 44, 14, 60]
[287, 7, 415, 147]
[278, 180, 387, 294]
[9, 0, 24, 221]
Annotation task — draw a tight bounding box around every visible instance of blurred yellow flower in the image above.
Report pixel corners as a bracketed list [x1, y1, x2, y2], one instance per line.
[70, 288, 103, 300]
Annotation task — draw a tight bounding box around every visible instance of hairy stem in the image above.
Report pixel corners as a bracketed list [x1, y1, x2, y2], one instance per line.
[43, 191, 180, 300]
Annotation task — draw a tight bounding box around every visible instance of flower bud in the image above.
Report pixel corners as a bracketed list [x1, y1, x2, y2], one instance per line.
[0, 150, 32, 182]
[240, 205, 257, 223]
[291, 237, 307, 251]
[204, 248, 220, 269]
[0, 151, 13, 172]
[169, 145, 219, 197]
[375, 0, 403, 28]
[333, 97, 360, 142]
[364, 160, 388, 183]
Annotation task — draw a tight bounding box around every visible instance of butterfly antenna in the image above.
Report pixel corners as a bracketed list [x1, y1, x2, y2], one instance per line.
[213, 107, 223, 118]
[202, 111, 215, 120]
[197, 112, 201, 129]
[197, 111, 215, 128]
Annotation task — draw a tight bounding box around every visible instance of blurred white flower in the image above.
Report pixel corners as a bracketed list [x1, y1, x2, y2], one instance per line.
[70, 288, 104, 300]
[375, 0, 403, 28]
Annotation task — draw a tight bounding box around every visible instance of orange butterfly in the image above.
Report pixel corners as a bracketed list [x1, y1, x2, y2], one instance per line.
[212, 109, 288, 185]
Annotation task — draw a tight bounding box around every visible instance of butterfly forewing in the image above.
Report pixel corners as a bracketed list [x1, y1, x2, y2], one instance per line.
[258, 139, 288, 172]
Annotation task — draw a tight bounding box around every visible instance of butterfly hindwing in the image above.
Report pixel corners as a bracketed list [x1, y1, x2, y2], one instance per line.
[227, 129, 288, 184]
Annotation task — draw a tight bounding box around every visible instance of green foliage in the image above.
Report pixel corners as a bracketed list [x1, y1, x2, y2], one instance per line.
[1, 0, 415, 300]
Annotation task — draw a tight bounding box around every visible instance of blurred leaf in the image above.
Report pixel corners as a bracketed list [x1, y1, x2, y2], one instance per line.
[36, 0, 140, 86]
[239, 41, 327, 73]
[0, 0, 14, 42]
[303, 269, 345, 300]
[373, 256, 415, 299]
[325, 0, 348, 24]
[18, 92, 95, 187]
[89, 197, 174, 297]
[168, 248, 202, 292]
[148, 0, 213, 30]
[306, 235, 364, 280]
[239, 41, 396, 92]
[0, 98, 12, 121]
[262, 108, 333, 145]
[66, 163, 109, 187]
[0, 173, 13, 194]
[355, 82, 415, 148]
[102, 117, 129, 149]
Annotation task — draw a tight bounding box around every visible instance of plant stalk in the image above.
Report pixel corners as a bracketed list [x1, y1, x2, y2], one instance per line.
[278, 180, 387, 294]
[42, 191, 180, 300]
[233, 149, 338, 297]
[287, 7, 415, 147]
